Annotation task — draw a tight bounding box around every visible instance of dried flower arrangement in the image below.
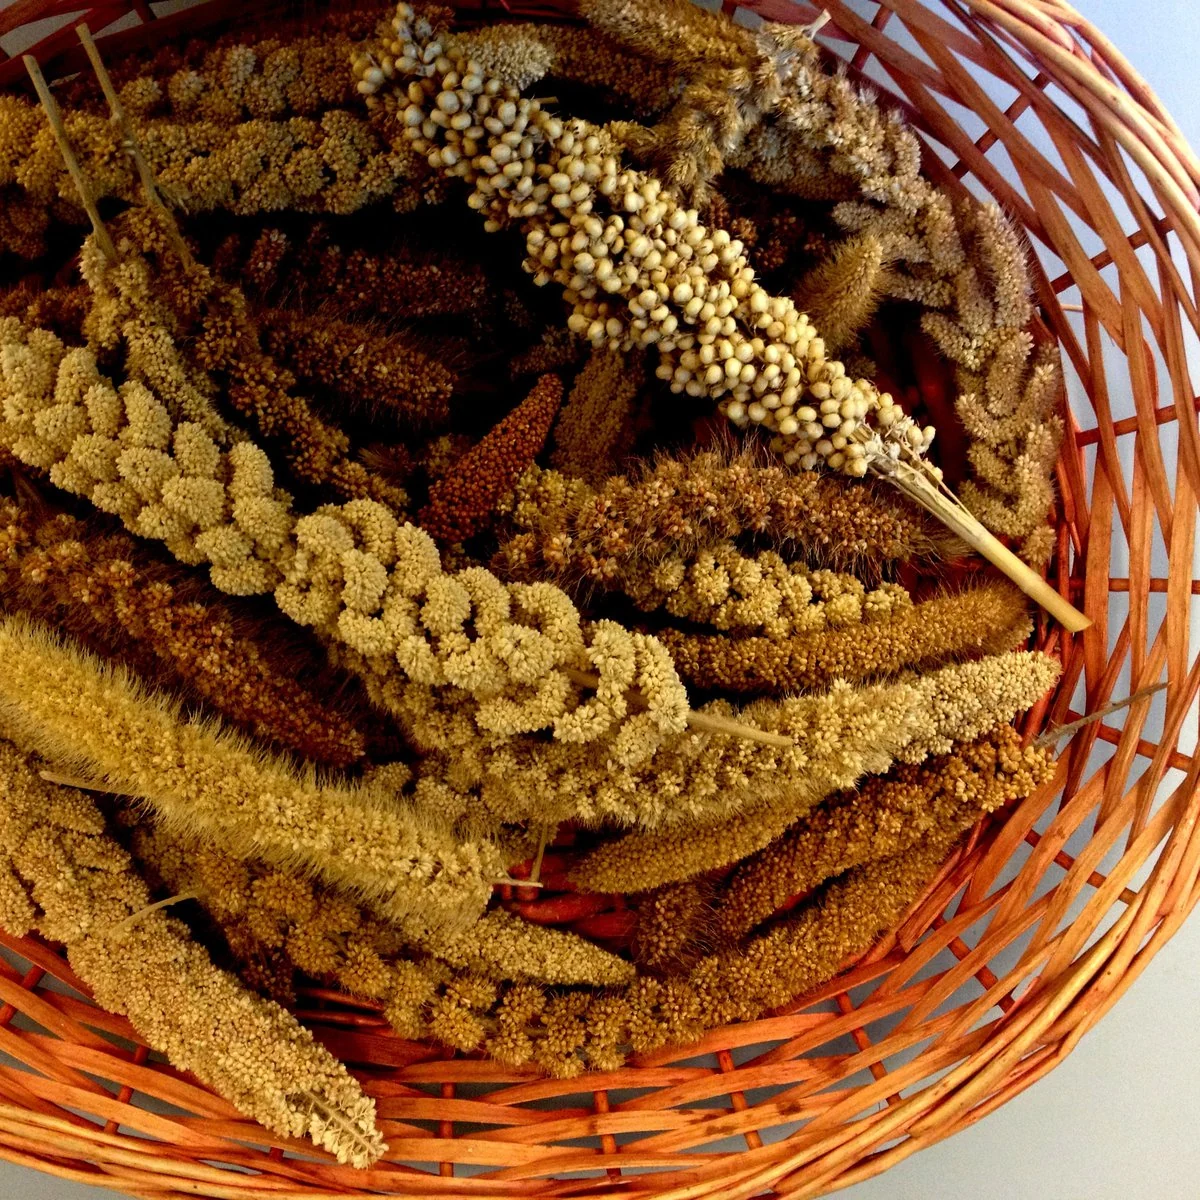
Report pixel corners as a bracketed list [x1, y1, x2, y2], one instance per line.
[0, 0, 1085, 1166]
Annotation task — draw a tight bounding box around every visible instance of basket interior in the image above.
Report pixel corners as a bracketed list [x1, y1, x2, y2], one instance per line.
[0, 0, 1198, 1196]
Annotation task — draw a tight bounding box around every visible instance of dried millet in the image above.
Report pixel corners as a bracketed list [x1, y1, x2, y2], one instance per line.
[219, 224, 493, 322]
[0, 740, 385, 1167]
[259, 307, 455, 431]
[0, 497, 367, 768]
[550, 347, 644, 484]
[420, 374, 564, 543]
[713, 725, 1056, 941]
[660, 579, 1031, 694]
[496, 448, 953, 586]
[0, 616, 503, 940]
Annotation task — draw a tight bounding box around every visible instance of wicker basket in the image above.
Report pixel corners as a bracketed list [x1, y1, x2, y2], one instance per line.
[2, 0, 1198, 1196]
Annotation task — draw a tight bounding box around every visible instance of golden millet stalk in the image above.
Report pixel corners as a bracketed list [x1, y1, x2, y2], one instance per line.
[0, 93, 422, 220]
[570, 649, 1058, 891]
[486, 826, 968, 1076]
[623, 546, 914, 639]
[791, 229, 892, 355]
[133, 820, 628, 1027]
[0, 615, 503, 939]
[0, 496, 368, 768]
[660, 579, 1032, 694]
[550, 347, 645, 484]
[358, 5, 942, 484]
[0, 738, 385, 1167]
[495, 448, 954, 587]
[570, 677, 921, 891]
[713, 726, 1056, 941]
[0, 314, 693, 749]
[258, 306, 455, 432]
[632, 879, 714, 975]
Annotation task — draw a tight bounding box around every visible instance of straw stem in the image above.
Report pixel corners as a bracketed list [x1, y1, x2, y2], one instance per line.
[887, 462, 1092, 633]
[21, 54, 116, 261]
[75, 23, 194, 267]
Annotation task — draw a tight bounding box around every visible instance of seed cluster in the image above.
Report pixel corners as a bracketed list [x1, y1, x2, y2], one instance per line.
[356, 4, 939, 482]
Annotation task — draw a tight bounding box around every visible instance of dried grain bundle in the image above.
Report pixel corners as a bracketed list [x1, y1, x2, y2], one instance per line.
[568, 686, 916, 893]
[496, 448, 951, 586]
[59, 4, 387, 105]
[632, 879, 714, 974]
[624, 545, 914, 639]
[660, 578, 1031, 693]
[570, 649, 1058, 891]
[900, 649, 1062, 762]
[927, 212, 1064, 566]
[80, 222, 239, 444]
[0, 187, 52, 259]
[567, 4, 1065, 568]
[0, 615, 503, 938]
[3, 93, 423, 219]
[550, 346, 644, 483]
[714, 725, 1056, 941]
[0, 314, 297, 595]
[489, 827, 965, 1076]
[111, 32, 363, 124]
[0, 284, 89, 341]
[259, 306, 454, 431]
[452, 23, 680, 115]
[433, 908, 635, 986]
[0, 739, 385, 1166]
[510, 326, 585, 378]
[666, 28, 1060, 562]
[392, 671, 911, 831]
[90, 210, 411, 511]
[579, 0, 758, 76]
[0, 497, 367, 767]
[219, 224, 493, 321]
[135, 822, 629, 1005]
[791, 229, 893, 355]
[359, 8, 940, 488]
[0, 317, 690, 748]
[420, 373, 563, 543]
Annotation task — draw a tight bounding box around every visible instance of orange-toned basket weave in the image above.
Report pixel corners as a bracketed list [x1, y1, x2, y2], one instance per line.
[2, 0, 1200, 1196]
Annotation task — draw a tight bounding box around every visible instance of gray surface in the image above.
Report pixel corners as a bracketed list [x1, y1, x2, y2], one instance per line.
[2, 0, 1200, 1197]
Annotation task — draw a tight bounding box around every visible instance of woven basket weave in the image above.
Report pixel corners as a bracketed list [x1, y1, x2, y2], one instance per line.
[2, 0, 1199, 1196]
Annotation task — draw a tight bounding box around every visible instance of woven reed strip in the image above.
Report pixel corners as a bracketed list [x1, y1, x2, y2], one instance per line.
[0, 0, 1198, 1194]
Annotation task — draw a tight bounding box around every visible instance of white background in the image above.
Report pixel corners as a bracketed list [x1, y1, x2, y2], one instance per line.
[1, 0, 1199, 1197]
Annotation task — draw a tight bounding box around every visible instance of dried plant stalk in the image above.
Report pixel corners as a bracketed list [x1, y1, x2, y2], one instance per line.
[217, 224, 493, 321]
[0, 738, 384, 1166]
[713, 726, 1055, 941]
[660, 579, 1032, 694]
[570, 649, 1058, 891]
[485, 826, 969, 1076]
[419, 374, 563, 543]
[0, 497, 367, 767]
[632, 879, 714, 974]
[135, 821, 631, 1005]
[360, 5, 1085, 628]
[89, 209, 409, 511]
[550, 347, 644, 483]
[0, 615, 503, 939]
[496, 448, 954, 585]
[622, 546, 914, 638]
[258, 306, 455, 431]
[0, 93, 422, 219]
